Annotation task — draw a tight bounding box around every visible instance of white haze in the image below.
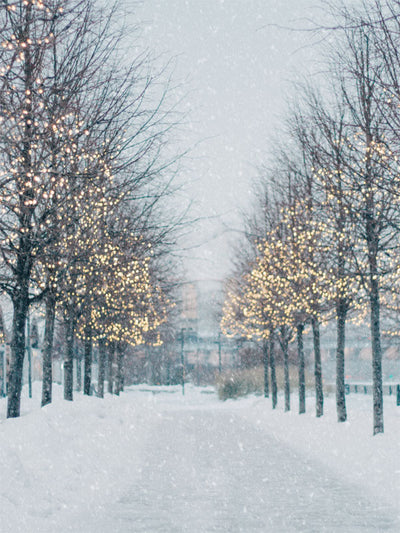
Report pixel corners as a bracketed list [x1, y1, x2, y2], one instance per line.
[135, 0, 329, 281]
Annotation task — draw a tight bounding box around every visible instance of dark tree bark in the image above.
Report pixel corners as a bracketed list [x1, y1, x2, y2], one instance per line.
[263, 338, 270, 398]
[107, 342, 115, 394]
[336, 299, 347, 422]
[83, 321, 93, 396]
[280, 329, 290, 412]
[7, 285, 29, 418]
[115, 343, 125, 395]
[269, 333, 277, 409]
[76, 346, 82, 392]
[297, 323, 306, 414]
[7, 5, 34, 419]
[41, 293, 56, 407]
[64, 307, 75, 401]
[335, 170, 349, 423]
[312, 317, 324, 417]
[340, 21, 385, 434]
[97, 338, 106, 398]
[365, 113, 384, 434]
[369, 258, 383, 434]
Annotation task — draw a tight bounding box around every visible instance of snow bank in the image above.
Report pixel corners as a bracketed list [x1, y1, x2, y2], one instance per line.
[0, 384, 159, 532]
[1, 383, 399, 531]
[232, 392, 400, 512]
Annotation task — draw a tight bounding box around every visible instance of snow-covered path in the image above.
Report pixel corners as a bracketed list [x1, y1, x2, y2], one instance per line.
[69, 392, 399, 533]
[2, 386, 400, 532]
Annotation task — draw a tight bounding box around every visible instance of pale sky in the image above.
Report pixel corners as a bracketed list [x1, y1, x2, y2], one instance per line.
[135, 0, 327, 282]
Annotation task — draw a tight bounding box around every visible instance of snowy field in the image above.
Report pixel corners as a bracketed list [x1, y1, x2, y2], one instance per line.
[1, 384, 400, 532]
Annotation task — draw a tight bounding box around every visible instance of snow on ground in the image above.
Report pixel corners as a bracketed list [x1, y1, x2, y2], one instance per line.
[0, 383, 399, 532]
[0, 384, 160, 532]
[239, 391, 400, 513]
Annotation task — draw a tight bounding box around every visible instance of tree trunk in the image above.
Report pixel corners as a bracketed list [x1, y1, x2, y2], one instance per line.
[115, 343, 125, 395]
[370, 270, 383, 434]
[282, 334, 290, 412]
[297, 323, 306, 414]
[76, 346, 82, 392]
[365, 121, 383, 434]
[83, 322, 92, 396]
[312, 317, 323, 418]
[107, 343, 115, 394]
[41, 294, 56, 407]
[263, 338, 269, 398]
[336, 300, 347, 422]
[64, 308, 75, 401]
[269, 333, 277, 409]
[97, 338, 106, 398]
[7, 4, 34, 418]
[7, 288, 29, 418]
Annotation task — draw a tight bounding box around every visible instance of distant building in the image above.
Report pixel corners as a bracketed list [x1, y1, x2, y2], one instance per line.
[178, 280, 236, 379]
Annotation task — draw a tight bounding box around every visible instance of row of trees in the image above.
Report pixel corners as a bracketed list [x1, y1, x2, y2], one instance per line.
[0, 1, 182, 418]
[221, 0, 400, 435]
